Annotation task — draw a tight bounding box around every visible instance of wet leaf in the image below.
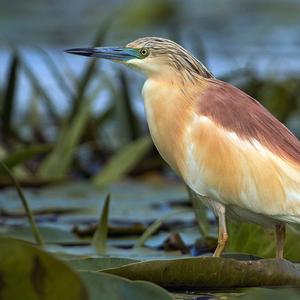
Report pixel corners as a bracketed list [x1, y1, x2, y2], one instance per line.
[0, 236, 87, 300]
[101, 257, 300, 289]
[93, 136, 153, 187]
[66, 257, 139, 271]
[80, 271, 173, 300]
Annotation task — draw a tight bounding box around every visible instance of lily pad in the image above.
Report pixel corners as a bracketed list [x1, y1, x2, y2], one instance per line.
[67, 257, 139, 271]
[0, 180, 188, 223]
[0, 225, 84, 245]
[101, 257, 300, 289]
[80, 271, 173, 300]
[0, 236, 87, 300]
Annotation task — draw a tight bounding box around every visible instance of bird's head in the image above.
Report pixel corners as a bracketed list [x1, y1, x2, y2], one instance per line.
[65, 37, 213, 79]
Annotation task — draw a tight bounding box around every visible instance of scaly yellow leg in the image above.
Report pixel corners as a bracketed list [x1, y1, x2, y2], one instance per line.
[275, 223, 286, 259]
[213, 206, 228, 257]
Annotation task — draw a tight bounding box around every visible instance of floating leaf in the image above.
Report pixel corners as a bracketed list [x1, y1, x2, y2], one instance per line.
[93, 136, 152, 187]
[67, 257, 139, 271]
[1, 226, 82, 245]
[102, 257, 300, 289]
[80, 271, 172, 300]
[0, 237, 87, 300]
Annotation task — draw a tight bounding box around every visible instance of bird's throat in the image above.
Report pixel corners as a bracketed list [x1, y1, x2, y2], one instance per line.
[142, 77, 198, 174]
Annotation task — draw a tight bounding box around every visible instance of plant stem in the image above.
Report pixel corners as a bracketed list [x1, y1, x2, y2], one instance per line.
[0, 161, 44, 247]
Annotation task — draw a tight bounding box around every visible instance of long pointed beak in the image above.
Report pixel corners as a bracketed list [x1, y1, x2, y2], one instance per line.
[64, 47, 139, 61]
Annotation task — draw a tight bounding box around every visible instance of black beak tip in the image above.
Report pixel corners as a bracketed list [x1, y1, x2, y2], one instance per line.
[64, 48, 93, 57]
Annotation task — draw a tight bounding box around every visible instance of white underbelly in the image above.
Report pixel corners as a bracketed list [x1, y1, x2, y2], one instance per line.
[183, 130, 300, 226]
[190, 188, 278, 228]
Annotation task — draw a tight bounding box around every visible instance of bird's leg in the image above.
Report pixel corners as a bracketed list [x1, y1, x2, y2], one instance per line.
[213, 205, 228, 257]
[275, 223, 286, 259]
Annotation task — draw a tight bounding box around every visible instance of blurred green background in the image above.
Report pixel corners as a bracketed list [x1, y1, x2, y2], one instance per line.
[0, 0, 300, 186]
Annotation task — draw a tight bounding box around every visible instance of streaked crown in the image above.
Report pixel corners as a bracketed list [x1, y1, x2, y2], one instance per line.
[126, 37, 213, 79]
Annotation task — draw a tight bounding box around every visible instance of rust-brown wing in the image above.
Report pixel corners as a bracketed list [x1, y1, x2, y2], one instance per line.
[198, 79, 300, 166]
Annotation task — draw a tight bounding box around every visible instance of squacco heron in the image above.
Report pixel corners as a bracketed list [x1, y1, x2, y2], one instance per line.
[66, 37, 300, 258]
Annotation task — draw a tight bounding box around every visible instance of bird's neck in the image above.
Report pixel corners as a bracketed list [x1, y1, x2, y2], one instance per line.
[142, 72, 207, 101]
[142, 75, 208, 173]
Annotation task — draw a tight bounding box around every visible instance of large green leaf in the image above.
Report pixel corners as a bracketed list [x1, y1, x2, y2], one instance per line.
[101, 257, 300, 289]
[80, 271, 173, 300]
[0, 237, 87, 300]
[227, 221, 300, 260]
[93, 136, 152, 187]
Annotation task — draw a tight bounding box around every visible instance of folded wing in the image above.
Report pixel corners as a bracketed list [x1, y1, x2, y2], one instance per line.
[184, 79, 300, 223]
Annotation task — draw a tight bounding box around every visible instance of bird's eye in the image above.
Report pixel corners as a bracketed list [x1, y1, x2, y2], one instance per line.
[140, 48, 149, 57]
